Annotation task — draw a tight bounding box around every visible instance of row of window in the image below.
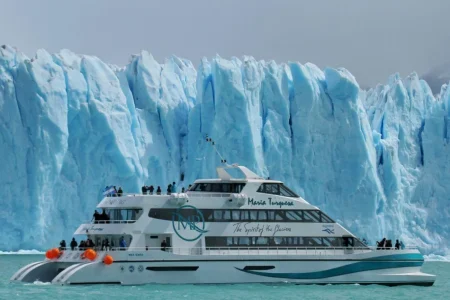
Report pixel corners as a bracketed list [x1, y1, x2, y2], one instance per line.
[190, 183, 246, 193]
[189, 182, 299, 198]
[149, 209, 334, 223]
[105, 209, 142, 221]
[205, 236, 366, 248]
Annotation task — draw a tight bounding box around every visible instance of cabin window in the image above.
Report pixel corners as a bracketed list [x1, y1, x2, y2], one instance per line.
[190, 183, 246, 193]
[103, 209, 143, 223]
[257, 183, 299, 197]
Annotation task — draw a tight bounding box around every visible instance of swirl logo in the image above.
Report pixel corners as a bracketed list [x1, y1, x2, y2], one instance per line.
[172, 205, 208, 241]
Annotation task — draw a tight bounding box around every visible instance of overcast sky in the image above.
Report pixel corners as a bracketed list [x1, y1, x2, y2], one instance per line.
[1, 0, 449, 88]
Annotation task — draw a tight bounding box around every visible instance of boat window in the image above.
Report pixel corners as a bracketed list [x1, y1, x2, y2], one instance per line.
[305, 210, 321, 222]
[102, 209, 143, 224]
[279, 184, 298, 197]
[214, 210, 223, 221]
[149, 208, 335, 223]
[258, 210, 267, 221]
[232, 210, 240, 221]
[222, 184, 231, 193]
[257, 183, 299, 197]
[190, 183, 246, 193]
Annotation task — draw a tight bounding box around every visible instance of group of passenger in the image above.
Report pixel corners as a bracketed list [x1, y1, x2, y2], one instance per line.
[58, 236, 128, 251]
[141, 183, 192, 195]
[141, 185, 160, 195]
[376, 238, 405, 250]
[92, 209, 110, 223]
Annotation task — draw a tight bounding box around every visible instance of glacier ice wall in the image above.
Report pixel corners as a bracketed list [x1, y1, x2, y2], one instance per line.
[0, 45, 448, 254]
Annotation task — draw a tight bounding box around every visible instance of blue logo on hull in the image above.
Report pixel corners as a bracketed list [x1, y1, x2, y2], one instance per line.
[172, 205, 208, 241]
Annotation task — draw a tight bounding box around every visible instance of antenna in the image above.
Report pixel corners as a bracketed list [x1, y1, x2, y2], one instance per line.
[205, 134, 231, 167]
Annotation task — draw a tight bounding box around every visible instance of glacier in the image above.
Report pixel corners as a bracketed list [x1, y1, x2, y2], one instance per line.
[0, 45, 449, 255]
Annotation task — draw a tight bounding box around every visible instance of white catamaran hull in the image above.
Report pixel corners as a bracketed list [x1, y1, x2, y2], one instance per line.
[11, 249, 435, 286]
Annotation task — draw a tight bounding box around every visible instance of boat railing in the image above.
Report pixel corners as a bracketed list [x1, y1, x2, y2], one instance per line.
[72, 246, 418, 256]
[103, 193, 168, 198]
[103, 192, 236, 198]
[85, 220, 137, 224]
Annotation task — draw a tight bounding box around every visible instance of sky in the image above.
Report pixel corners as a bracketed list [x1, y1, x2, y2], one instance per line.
[1, 0, 450, 89]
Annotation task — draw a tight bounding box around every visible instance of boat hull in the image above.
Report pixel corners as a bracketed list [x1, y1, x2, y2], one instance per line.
[10, 250, 435, 286]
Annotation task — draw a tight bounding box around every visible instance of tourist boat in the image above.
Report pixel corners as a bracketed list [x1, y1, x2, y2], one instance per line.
[11, 165, 435, 286]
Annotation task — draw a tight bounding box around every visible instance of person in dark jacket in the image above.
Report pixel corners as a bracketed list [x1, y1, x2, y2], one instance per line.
[156, 186, 162, 195]
[92, 210, 100, 223]
[167, 184, 172, 195]
[149, 185, 154, 195]
[141, 185, 147, 195]
[70, 238, 78, 250]
[117, 187, 123, 196]
[395, 239, 400, 250]
[60, 240, 66, 250]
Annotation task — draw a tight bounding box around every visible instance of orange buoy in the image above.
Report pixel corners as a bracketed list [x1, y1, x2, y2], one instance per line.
[84, 248, 97, 260]
[103, 254, 114, 265]
[51, 248, 61, 258]
[45, 249, 54, 259]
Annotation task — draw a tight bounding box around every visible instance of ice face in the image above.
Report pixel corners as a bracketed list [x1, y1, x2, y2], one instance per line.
[0, 45, 448, 255]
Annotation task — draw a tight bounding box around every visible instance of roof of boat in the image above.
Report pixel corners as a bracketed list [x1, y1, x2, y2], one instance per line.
[192, 165, 283, 183]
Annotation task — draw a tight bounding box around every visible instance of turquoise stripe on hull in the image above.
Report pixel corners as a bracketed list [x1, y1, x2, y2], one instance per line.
[363, 253, 424, 261]
[236, 254, 424, 280]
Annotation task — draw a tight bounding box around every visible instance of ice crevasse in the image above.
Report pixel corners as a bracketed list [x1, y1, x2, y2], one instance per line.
[0, 45, 448, 254]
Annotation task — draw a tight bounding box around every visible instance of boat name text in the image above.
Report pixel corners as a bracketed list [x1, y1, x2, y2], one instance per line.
[247, 198, 294, 208]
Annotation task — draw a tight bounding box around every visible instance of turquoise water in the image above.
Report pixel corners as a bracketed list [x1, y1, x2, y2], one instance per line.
[0, 255, 448, 300]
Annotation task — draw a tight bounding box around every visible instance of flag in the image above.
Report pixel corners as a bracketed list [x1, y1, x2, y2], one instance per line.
[103, 186, 115, 196]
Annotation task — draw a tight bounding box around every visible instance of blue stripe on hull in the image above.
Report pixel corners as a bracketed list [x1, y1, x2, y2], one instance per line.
[236, 254, 424, 279]
[363, 253, 424, 261]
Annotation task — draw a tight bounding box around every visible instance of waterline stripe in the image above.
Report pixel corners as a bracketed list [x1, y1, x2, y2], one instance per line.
[235, 261, 423, 279]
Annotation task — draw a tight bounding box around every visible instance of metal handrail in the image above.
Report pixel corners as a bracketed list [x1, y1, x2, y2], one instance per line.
[87, 220, 137, 224]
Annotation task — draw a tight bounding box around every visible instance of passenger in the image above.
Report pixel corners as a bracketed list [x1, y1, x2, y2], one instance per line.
[167, 184, 172, 195]
[92, 210, 100, 223]
[188, 184, 192, 191]
[113, 186, 118, 197]
[400, 240, 405, 250]
[386, 240, 392, 249]
[105, 239, 110, 251]
[101, 239, 106, 251]
[156, 186, 162, 195]
[79, 240, 85, 251]
[181, 187, 185, 193]
[380, 237, 386, 249]
[395, 239, 400, 250]
[161, 240, 167, 251]
[119, 236, 127, 250]
[172, 182, 177, 193]
[149, 185, 154, 195]
[70, 238, 78, 251]
[141, 185, 147, 195]
[101, 209, 108, 223]
[60, 240, 66, 250]
[117, 187, 123, 197]
[111, 240, 115, 251]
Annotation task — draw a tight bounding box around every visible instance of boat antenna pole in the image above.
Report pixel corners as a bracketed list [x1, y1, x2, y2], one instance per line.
[205, 134, 232, 167]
